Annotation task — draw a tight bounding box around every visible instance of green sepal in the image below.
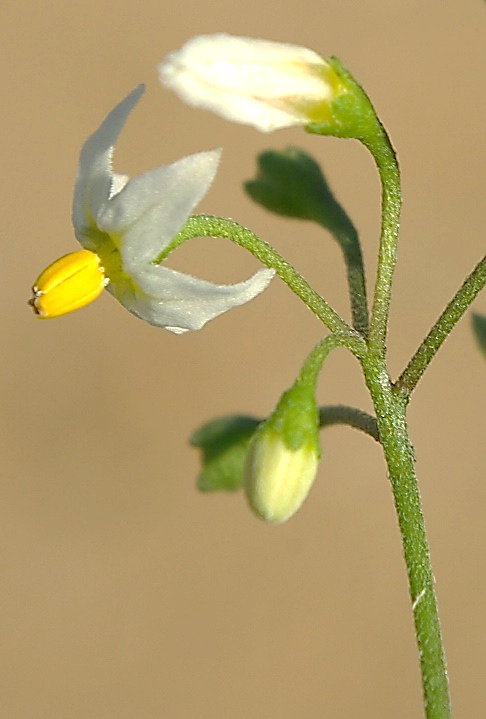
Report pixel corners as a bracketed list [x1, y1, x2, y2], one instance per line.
[472, 313, 486, 358]
[245, 147, 356, 239]
[305, 57, 381, 142]
[266, 381, 320, 455]
[190, 415, 260, 492]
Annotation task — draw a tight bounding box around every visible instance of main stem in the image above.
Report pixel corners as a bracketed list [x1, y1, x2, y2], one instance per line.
[363, 358, 451, 718]
[358, 113, 451, 715]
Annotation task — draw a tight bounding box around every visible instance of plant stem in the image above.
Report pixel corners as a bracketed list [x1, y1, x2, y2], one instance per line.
[314, 209, 369, 339]
[359, 109, 452, 717]
[165, 214, 368, 358]
[364, 124, 402, 357]
[298, 334, 343, 388]
[396, 252, 486, 399]
[362, 358, 451, 719]
[306, 176, 369, 338]
[319, 404, 379, 442]
[336, 227, 369, 339]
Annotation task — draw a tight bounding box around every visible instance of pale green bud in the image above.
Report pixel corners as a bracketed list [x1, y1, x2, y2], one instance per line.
[244, 383, 320, 524]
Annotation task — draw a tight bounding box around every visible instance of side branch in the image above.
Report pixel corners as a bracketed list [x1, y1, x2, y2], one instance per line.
[165, 214, 368, 359]
[396, 252, 486, 399]
[319, 405, 379, 442]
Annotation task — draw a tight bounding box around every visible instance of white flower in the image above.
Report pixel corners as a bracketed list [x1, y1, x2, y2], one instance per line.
[159, 34, 344, 132]
[30, 85, 274, 332]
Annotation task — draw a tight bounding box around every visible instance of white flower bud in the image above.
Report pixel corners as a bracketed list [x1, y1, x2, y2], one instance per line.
[159, 34, 345, 132]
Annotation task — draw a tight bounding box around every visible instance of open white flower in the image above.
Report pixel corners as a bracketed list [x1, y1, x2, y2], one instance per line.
[30, 85, 274, 332]
[159, 34, 345, 132]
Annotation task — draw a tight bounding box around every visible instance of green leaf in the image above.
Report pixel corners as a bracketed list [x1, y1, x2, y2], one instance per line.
[245, 147, 369, 337]
[189, 415, 260, 492]
[244, 147, 355, 239]
[472, 313, 486, 358]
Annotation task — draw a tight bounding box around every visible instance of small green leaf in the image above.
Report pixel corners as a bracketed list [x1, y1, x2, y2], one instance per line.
[190, 415, 260, 492]
[244, 147, 356, 239]
[472, 313, 486, 358]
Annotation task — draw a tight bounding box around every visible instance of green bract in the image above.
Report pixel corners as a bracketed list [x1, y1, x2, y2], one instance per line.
[190, 415, 260, 492]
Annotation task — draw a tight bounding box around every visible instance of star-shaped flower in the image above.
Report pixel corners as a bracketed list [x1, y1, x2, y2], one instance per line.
[30, 85, 274, 332]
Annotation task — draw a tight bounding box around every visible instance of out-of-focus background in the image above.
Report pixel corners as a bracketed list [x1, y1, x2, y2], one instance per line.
[1, 1, 485, 717]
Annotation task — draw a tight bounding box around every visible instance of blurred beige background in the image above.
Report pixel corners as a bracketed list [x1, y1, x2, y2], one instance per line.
[1, 1, 485, 717]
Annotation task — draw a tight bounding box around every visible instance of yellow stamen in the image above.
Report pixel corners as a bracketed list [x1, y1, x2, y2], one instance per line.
[29, 249, 108, 319]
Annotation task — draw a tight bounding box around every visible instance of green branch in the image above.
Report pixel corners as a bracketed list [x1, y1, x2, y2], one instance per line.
[363, 124, 402, 357]
[319, 404, 379, 442]
[313, 209, 369, 339]
[396, 252, 486, 399]
[162, 214, 368, 359]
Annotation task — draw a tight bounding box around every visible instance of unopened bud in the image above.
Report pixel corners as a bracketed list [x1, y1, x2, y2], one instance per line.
[159, 34, 346, 133]
[244, 382, 320, 523]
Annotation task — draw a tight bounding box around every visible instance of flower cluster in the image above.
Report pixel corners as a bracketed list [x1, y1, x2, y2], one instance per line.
[31, 33, 352, 523]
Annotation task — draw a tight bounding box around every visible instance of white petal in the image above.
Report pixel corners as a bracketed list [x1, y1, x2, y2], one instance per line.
[171, 33, 324, 66]
[72, 85, 145, 237]
[109, 173, 129, 198]
[109, 264, 275, 332]
[97, 149, 221, 269]
[162, 72, 303, 132]
[159, 34, 331, 132]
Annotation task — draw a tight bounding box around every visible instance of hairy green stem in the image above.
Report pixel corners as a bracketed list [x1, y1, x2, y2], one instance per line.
[308, 182, 369, 338]
[357, 118, 451, 715]
[396, 252, 486, 399]
[362, 358, 451, 718]
[319, 404, 379, 442]
[163, 215, 368, 358]
[338, 228, 370, 339]
[298, 334, 343, 389]
[315, 212, 369, 339]
[364, 125, 402, 356]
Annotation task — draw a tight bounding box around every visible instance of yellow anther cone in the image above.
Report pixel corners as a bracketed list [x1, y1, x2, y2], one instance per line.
[30, 249, 106, 319]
